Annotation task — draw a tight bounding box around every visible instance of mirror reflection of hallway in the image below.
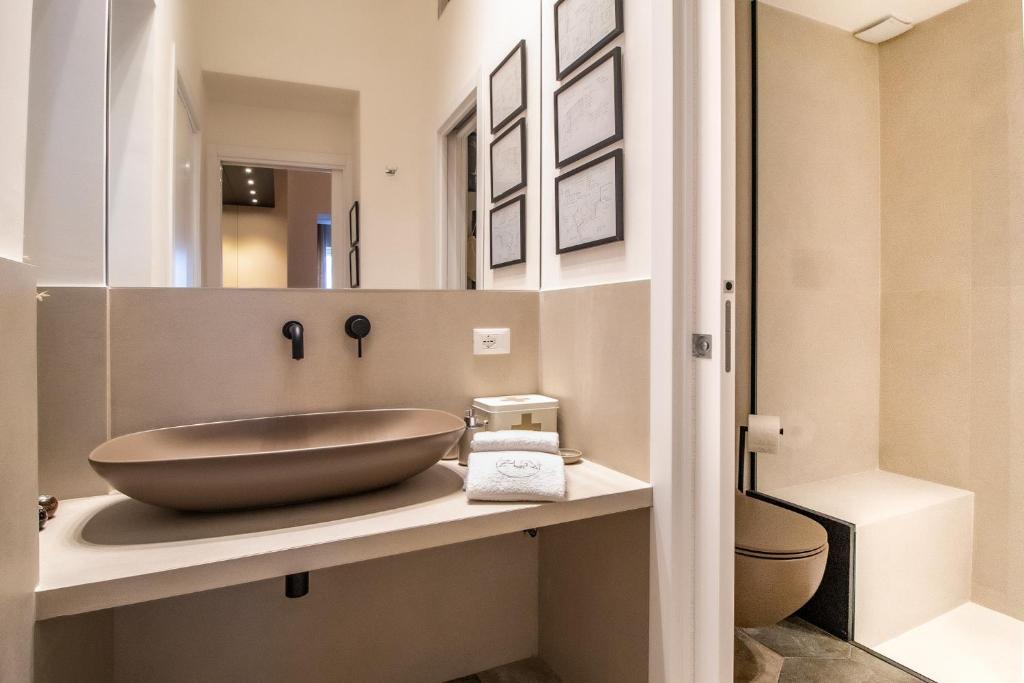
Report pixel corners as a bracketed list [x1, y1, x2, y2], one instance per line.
[220, 166, 334, 289]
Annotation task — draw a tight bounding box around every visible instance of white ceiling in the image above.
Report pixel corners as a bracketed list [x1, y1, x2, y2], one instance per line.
[204, 72, 359, 116]
[759, 0, 970, 32]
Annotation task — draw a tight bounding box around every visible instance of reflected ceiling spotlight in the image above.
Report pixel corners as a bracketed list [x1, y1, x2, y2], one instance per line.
[252, 198, 258, 203]
[249, 190, 256, 195]
[244, 168, 253, 174]
[247, 179, 255, 185]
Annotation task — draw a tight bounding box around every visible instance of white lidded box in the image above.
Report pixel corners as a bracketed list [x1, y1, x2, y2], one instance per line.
[472, 394, 559, 433]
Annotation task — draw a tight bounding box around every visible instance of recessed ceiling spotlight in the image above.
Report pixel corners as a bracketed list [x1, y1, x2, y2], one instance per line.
[252, 198, 258, 203]
[244, 168, 252, 174]
[247, 179, 254, 185]
[249, 190, 256, 195]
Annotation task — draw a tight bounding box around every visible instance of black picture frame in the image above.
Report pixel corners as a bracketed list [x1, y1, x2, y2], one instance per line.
[555, 148, 623, 255]
[489, 40, 527, 134]
[554, 47, 623, 169]
[554, 0, 624, 80]
[348, 201, 360, 246]
[490, 119, 527, 202]
[348, 245, 361, 288]
[489, 195, 527, 269]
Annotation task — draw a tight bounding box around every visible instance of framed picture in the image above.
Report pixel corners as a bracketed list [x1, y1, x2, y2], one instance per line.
[554, 47, 622, 168]
[348, 201, 360, 246]
[490, 40, 527, 133]
[490, 119, 527, 202]
[348, 245, 361, 288]
[555, 148, 623, 254]
[554, 0, 624, 80]
[489, 195, 526, 268]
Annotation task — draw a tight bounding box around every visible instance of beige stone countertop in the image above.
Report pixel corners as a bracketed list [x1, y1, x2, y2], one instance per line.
[36, 460, 651, 620]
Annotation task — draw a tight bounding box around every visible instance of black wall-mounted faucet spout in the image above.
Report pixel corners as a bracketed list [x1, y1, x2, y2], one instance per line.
[282, 321, 304, 360]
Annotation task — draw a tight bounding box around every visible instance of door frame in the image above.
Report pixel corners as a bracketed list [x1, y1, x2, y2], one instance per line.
[172, 70, 201, 287]
[648, 0, 736, 681]
[436, 88, 483, 290]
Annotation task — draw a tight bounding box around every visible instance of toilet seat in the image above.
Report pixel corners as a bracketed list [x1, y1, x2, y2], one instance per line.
[734, 492, 830, 628]
[735, 492, 827, 559]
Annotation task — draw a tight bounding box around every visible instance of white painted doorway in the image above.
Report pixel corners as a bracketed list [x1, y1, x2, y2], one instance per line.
[171, 78, 200, 287]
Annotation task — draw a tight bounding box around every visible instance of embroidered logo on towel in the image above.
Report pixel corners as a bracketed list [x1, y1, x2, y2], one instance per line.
[496, 456, 542, 479]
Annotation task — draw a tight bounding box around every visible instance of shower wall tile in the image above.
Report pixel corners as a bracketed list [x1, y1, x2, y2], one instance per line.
[757, 288, 879, 490]
[878, 0, 1024, 619]
[754, 4, 881, 491]
[968, 286, 1014, 617]
[757, 5, 880, 297]
[879, 289, 972, 490]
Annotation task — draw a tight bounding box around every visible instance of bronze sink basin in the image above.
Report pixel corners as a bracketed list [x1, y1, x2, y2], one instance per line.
[89, 409, 465, 511]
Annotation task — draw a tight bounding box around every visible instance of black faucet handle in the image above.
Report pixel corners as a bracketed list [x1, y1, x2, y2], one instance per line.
[282, 321, 304, 360]
[344, 315, 371, 358]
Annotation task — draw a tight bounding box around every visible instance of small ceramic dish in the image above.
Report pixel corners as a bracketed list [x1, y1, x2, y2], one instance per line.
[559, 448, 583, 465]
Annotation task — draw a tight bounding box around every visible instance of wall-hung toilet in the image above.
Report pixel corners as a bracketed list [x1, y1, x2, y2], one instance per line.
[735, 492, 829, 628]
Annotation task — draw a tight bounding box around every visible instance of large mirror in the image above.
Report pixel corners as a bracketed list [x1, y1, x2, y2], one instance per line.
[106, 0, 542, 290]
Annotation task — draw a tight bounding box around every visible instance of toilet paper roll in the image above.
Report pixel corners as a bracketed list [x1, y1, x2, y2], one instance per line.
[747, 415, 782, 454]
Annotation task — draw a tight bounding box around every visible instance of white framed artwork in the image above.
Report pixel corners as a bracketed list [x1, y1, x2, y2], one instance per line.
[489, 195, 526, 268]
[490, 119, 527, 202]
[554, 0, 623, 80]
[489, 40, 527, 133]
[555, 148, 623, 253]
[554, 47, 622, 168]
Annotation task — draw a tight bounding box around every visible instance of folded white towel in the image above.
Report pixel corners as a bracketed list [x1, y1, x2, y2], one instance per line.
[465, 451, 567, 502]
[470, 430, 560, 455]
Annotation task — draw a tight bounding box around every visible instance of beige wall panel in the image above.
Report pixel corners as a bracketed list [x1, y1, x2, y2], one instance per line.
[0, 258, 38, 682]
[36, 287, 110, 499]
[108, 288, 539, 435]
[539, 281, 650, 481]
[112, 534, 536, 683]
[539, 509, 650, 683]
[35, 611, 114, 683]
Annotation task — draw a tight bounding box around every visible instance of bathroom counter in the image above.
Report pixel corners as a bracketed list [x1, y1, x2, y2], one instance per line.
[35, 459, 651, 620]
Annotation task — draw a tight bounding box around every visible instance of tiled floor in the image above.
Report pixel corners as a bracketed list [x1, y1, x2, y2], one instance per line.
[446, 657, 561, 683]
[737, 618, 922, 682]
[875, 602, 1024, 683]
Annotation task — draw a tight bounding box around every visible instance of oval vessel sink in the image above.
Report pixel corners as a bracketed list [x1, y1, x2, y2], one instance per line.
[89, 409, 465, 511]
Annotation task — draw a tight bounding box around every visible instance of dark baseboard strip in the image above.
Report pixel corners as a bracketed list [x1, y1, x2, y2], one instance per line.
[851, 642, 937, 683]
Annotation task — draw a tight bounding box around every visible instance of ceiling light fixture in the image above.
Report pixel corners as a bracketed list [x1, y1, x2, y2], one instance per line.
[244, 168, 252, 174]
[250, 190, 256, 195]
[247, 179, 254, 185]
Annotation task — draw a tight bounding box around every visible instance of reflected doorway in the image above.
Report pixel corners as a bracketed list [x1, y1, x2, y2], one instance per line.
[443, 104, 480, 289]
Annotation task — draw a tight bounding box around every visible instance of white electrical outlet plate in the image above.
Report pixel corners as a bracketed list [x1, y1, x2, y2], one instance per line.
[473, 328, 511, 355]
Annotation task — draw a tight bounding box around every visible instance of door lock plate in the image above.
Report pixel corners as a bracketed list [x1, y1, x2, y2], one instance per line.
[692, 334, 712, 359]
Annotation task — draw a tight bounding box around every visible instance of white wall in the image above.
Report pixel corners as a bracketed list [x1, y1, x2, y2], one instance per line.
[205, 102, 356, 157]
[108, 0, 205, 287]
[0, 0, 34, 261]
[24, 0, 108, 285]
[540, 0, 653, 290]
[432, 1, 543, 291]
